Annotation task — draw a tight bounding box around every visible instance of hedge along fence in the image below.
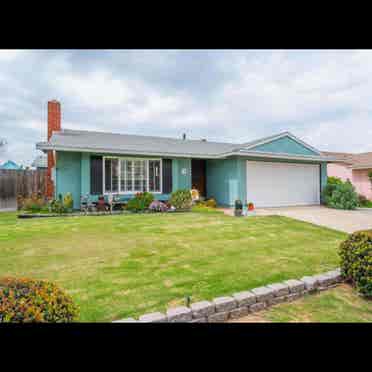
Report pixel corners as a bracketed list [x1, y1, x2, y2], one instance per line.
[0, 169, 47, 210]
[113, 269, 343, 323]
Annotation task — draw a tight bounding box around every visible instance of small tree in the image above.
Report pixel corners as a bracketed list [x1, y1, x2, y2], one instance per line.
[368, 171, 372, 188]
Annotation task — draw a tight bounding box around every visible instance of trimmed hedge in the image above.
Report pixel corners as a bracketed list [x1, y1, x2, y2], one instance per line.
[0, 278, 79, 322]
[339, 230, 372, 297]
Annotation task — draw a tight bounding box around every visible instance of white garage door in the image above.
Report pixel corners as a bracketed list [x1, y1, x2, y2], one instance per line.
[246, 161, 320, 208]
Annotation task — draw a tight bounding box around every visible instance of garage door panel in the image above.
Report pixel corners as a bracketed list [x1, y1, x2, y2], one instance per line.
[246, 161, 320, 207]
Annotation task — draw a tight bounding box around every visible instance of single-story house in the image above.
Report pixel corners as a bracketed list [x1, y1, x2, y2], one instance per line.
[323, 151, 372, 200]
[0, 160, 22, 170]
[36, 101, 339, 209]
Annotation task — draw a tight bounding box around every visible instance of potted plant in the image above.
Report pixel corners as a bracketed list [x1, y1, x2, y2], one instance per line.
[247, 202, 254, 211]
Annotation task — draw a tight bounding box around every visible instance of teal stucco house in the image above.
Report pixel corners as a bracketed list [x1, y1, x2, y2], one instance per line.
[36, 101, 337, 209]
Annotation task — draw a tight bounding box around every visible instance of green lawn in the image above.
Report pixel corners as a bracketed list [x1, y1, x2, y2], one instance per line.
[0, 210, 346, 322]
[234, 285, 372, 322]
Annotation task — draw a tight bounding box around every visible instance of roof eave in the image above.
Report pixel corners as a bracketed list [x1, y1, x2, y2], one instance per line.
[233, 150, 338, 162]
[36, 143, 339, 162]
[35, 143, 225, 159]
[351, 164, 372, 170]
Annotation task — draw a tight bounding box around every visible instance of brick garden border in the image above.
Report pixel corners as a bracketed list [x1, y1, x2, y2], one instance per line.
[113, 268, 342, 323]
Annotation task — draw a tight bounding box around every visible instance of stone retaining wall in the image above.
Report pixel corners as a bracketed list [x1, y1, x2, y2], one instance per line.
[113, 268, 342, 323]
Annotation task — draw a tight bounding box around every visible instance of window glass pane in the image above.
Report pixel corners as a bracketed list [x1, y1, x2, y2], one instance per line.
[120, 159, 126, 191]
[142, 160, 148, 191]
[111, 159, 119, 192]
[154, 160, 160, 192]
[149, 160, 161, 192]
[105, 158, 111, 193]
[133, 160, 142, 191]
[126, 160, 133, 191]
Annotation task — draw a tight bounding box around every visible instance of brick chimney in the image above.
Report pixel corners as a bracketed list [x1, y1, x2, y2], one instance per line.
[46, 100, 61, 198]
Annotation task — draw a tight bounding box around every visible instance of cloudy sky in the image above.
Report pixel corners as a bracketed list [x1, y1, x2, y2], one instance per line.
[1, 49, 372, 166]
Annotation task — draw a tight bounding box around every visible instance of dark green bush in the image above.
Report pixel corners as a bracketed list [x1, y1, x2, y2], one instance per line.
[49, 198, 67, 214]
[322, 176, 343, 204]
[126, 192, 154, 212]
[323, 180, 358, 210]
[339, 230, 372, 297]
[0, 278, 79, 322]
[169, 189, 192, 210]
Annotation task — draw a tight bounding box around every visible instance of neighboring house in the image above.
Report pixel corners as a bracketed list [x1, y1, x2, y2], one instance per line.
[0, 160, 21, 170]
[31, 154, 47, 170]
[323, 151, 372, 200]
[36, 101, 338, 209]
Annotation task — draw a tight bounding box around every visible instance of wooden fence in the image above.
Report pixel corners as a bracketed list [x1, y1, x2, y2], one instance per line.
[0, 169, 47, 210]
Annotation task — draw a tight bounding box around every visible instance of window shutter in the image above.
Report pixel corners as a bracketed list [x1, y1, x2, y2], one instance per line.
[162, 159, 172, 194]
[90, 156, 103, 195]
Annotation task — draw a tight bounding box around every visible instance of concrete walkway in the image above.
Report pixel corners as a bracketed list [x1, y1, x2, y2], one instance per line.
[219, 205, 372, 233]
[253, 205, 372, 233]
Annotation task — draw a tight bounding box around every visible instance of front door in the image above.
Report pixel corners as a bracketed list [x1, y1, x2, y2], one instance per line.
[191, 159, 206, 197]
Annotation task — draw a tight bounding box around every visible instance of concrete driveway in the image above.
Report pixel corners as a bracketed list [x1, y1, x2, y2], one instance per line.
[255, 205, 372, 233]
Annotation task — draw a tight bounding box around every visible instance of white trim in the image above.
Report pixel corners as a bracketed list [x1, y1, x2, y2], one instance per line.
[234, 150, 333, 162]
[102, 156, 162, 195]
[239, 132, 322, 156]
[246, 160, 321, 207]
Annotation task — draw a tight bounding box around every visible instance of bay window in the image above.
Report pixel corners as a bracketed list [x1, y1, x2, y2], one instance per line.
[104, 157, 161, 194]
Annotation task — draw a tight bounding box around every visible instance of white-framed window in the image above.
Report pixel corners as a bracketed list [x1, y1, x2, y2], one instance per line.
[103, 157, 162, 194]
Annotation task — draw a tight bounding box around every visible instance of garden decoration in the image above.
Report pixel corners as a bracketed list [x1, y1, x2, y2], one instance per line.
[248, 202, 255, 211]
[108, 193, 113, 213]
[191, 188, 200, 203]
[97, 196, 107, 212]
[234, 199, 243, 217]
[80, 194, 88, 213]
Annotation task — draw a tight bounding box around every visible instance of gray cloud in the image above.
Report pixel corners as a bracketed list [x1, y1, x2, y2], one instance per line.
[1, 49, 372, 166]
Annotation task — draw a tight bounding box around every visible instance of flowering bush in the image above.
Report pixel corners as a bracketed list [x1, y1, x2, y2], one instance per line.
[169, 189, 192, 210]
[63, 192, 74, 211]
[148, 200, 168, 212]
[127, 192, 154, 212]
[19, 192, 47, 212]
[0, 278, 79, 322]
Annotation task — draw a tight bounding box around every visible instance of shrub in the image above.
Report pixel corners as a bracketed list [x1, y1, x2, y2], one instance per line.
[49, 198, 67, 214]
[0, 278, 79, 322]
[205, 198, 217, 208]
[21, 193, 46, 213]
[169, 189, 192, 210]
[322, 176, 343, 204]
[358, 194, 369, 207]
[126, 192, 154, 212]
[63, 192, 74, 211]
[148, 200, 168, 212]
[323, 180, 358, 210]
[339, 230, 372, 297]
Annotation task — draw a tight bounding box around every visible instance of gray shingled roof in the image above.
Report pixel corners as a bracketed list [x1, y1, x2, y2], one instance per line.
[36, 129, 336, 161]
[37, 129, 239, 157]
